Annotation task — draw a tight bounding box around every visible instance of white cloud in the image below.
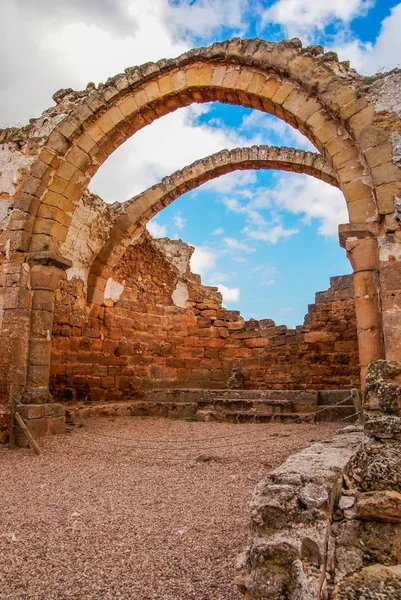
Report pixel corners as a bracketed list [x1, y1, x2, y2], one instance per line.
[240, 111, 315, 151]
[222, 196, 267, 228]
[173, 213, 186, 230]
[259, 0, 401, 75]
[11, 0, 139, 34]
[261, 0, 373, 41]
[0, 0, 259, 206]
[164, 0, 250, 37]
[253, 265, 277, 286]
[330, 7, 401, 75]
[0, 0, 190, 127]
[333, 38, 374, 73]
[330, 6, 401, 74]
[269, 172, 348, 236]
[91, 105, 255, 202]
[208, 271, 234, 283]
[339, 3, 401, 74]
[224, 237, 255, 253]
[147, 219, 167, 238]
[190, 245, 216, 277]
[242, 187, 272, 210]
[194, 169, 258, 195]
[222, 194, 299, 244]
[217, 284, 240, 304]
[213, 227, 224, 235]
[222, 197, 244, 213]
[244, 223, 299, 244]
[280, 306, 294, 313]
[367, 4, 401, 72]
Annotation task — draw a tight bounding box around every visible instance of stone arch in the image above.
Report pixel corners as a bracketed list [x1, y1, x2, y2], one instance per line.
[85, 144, 337, 303]
[12, 37, 390, 261]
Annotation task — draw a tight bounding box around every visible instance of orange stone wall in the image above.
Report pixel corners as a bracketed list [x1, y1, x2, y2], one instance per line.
[49, 233, 359, 404]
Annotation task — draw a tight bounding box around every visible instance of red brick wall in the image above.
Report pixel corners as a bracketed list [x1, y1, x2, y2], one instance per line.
[50, 234, 359, 404]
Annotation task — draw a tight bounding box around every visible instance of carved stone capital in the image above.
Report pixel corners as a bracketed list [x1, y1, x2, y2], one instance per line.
[338, 222, 379, 249]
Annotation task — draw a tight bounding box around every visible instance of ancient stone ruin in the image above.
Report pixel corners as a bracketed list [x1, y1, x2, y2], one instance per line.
[237, 361, 401, 599]
[1, 38, 401, 598]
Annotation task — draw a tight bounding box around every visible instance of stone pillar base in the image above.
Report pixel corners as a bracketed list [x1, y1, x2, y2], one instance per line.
[21, 386, 53, 404]
[15, 403, 65, 447]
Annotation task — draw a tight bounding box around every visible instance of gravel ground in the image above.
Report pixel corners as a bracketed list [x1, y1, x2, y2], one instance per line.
[0, 417, 339, 600]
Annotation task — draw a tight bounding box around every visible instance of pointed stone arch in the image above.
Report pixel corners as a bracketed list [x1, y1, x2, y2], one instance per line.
[11, 37, 386, 259]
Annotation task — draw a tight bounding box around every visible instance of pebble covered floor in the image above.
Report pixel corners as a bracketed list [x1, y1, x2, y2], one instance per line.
[0, 417, 340, 600]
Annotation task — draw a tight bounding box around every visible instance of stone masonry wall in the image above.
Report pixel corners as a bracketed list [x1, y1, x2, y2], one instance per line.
[49, 232, 359, 405]
[236, 360, 401, 599]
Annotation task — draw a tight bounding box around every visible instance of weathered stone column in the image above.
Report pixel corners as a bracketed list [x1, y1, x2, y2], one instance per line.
[377, 231, 401, 363]
[0, 261, 31, 441]
[16, 251, 72, 444]
[339, 224, 383, 388]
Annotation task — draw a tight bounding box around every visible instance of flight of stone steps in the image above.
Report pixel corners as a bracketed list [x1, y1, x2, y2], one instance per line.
[130, 388, 356, 423]
[65, 389, 357, 424]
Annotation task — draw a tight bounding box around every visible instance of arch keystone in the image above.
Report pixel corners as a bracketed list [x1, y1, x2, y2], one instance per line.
[247, 72, 268, 95]
[221, 66, 242, 89]
[287, 55, 316, 79]
[211, 65, 227, 87]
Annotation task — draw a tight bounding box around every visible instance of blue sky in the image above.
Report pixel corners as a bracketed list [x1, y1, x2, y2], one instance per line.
[2, 0, 401, 326]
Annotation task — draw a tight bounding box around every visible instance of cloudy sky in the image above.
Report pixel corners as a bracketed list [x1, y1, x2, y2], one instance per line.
[2, 0, 400, 325]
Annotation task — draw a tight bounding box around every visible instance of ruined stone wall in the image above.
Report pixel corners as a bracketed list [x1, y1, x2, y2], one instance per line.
[237, 360, 401, 599]
[49, 232, 359, 405]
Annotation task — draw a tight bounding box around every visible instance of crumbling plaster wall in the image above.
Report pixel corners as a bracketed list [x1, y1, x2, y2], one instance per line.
[0, 92, 89, 260]
[59, 190, 120, 291]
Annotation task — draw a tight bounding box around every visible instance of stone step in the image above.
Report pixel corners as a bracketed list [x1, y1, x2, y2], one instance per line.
[65, 391, 359, 425]
[209, 397, 295, 404]
[66, 400, 197, 422]
[196, 398, 296, 413]
[194, 410, 316, 424]
[129, 401, 197, 419]
[145, 389, 318, 408]
[206, 390, 316, 401]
